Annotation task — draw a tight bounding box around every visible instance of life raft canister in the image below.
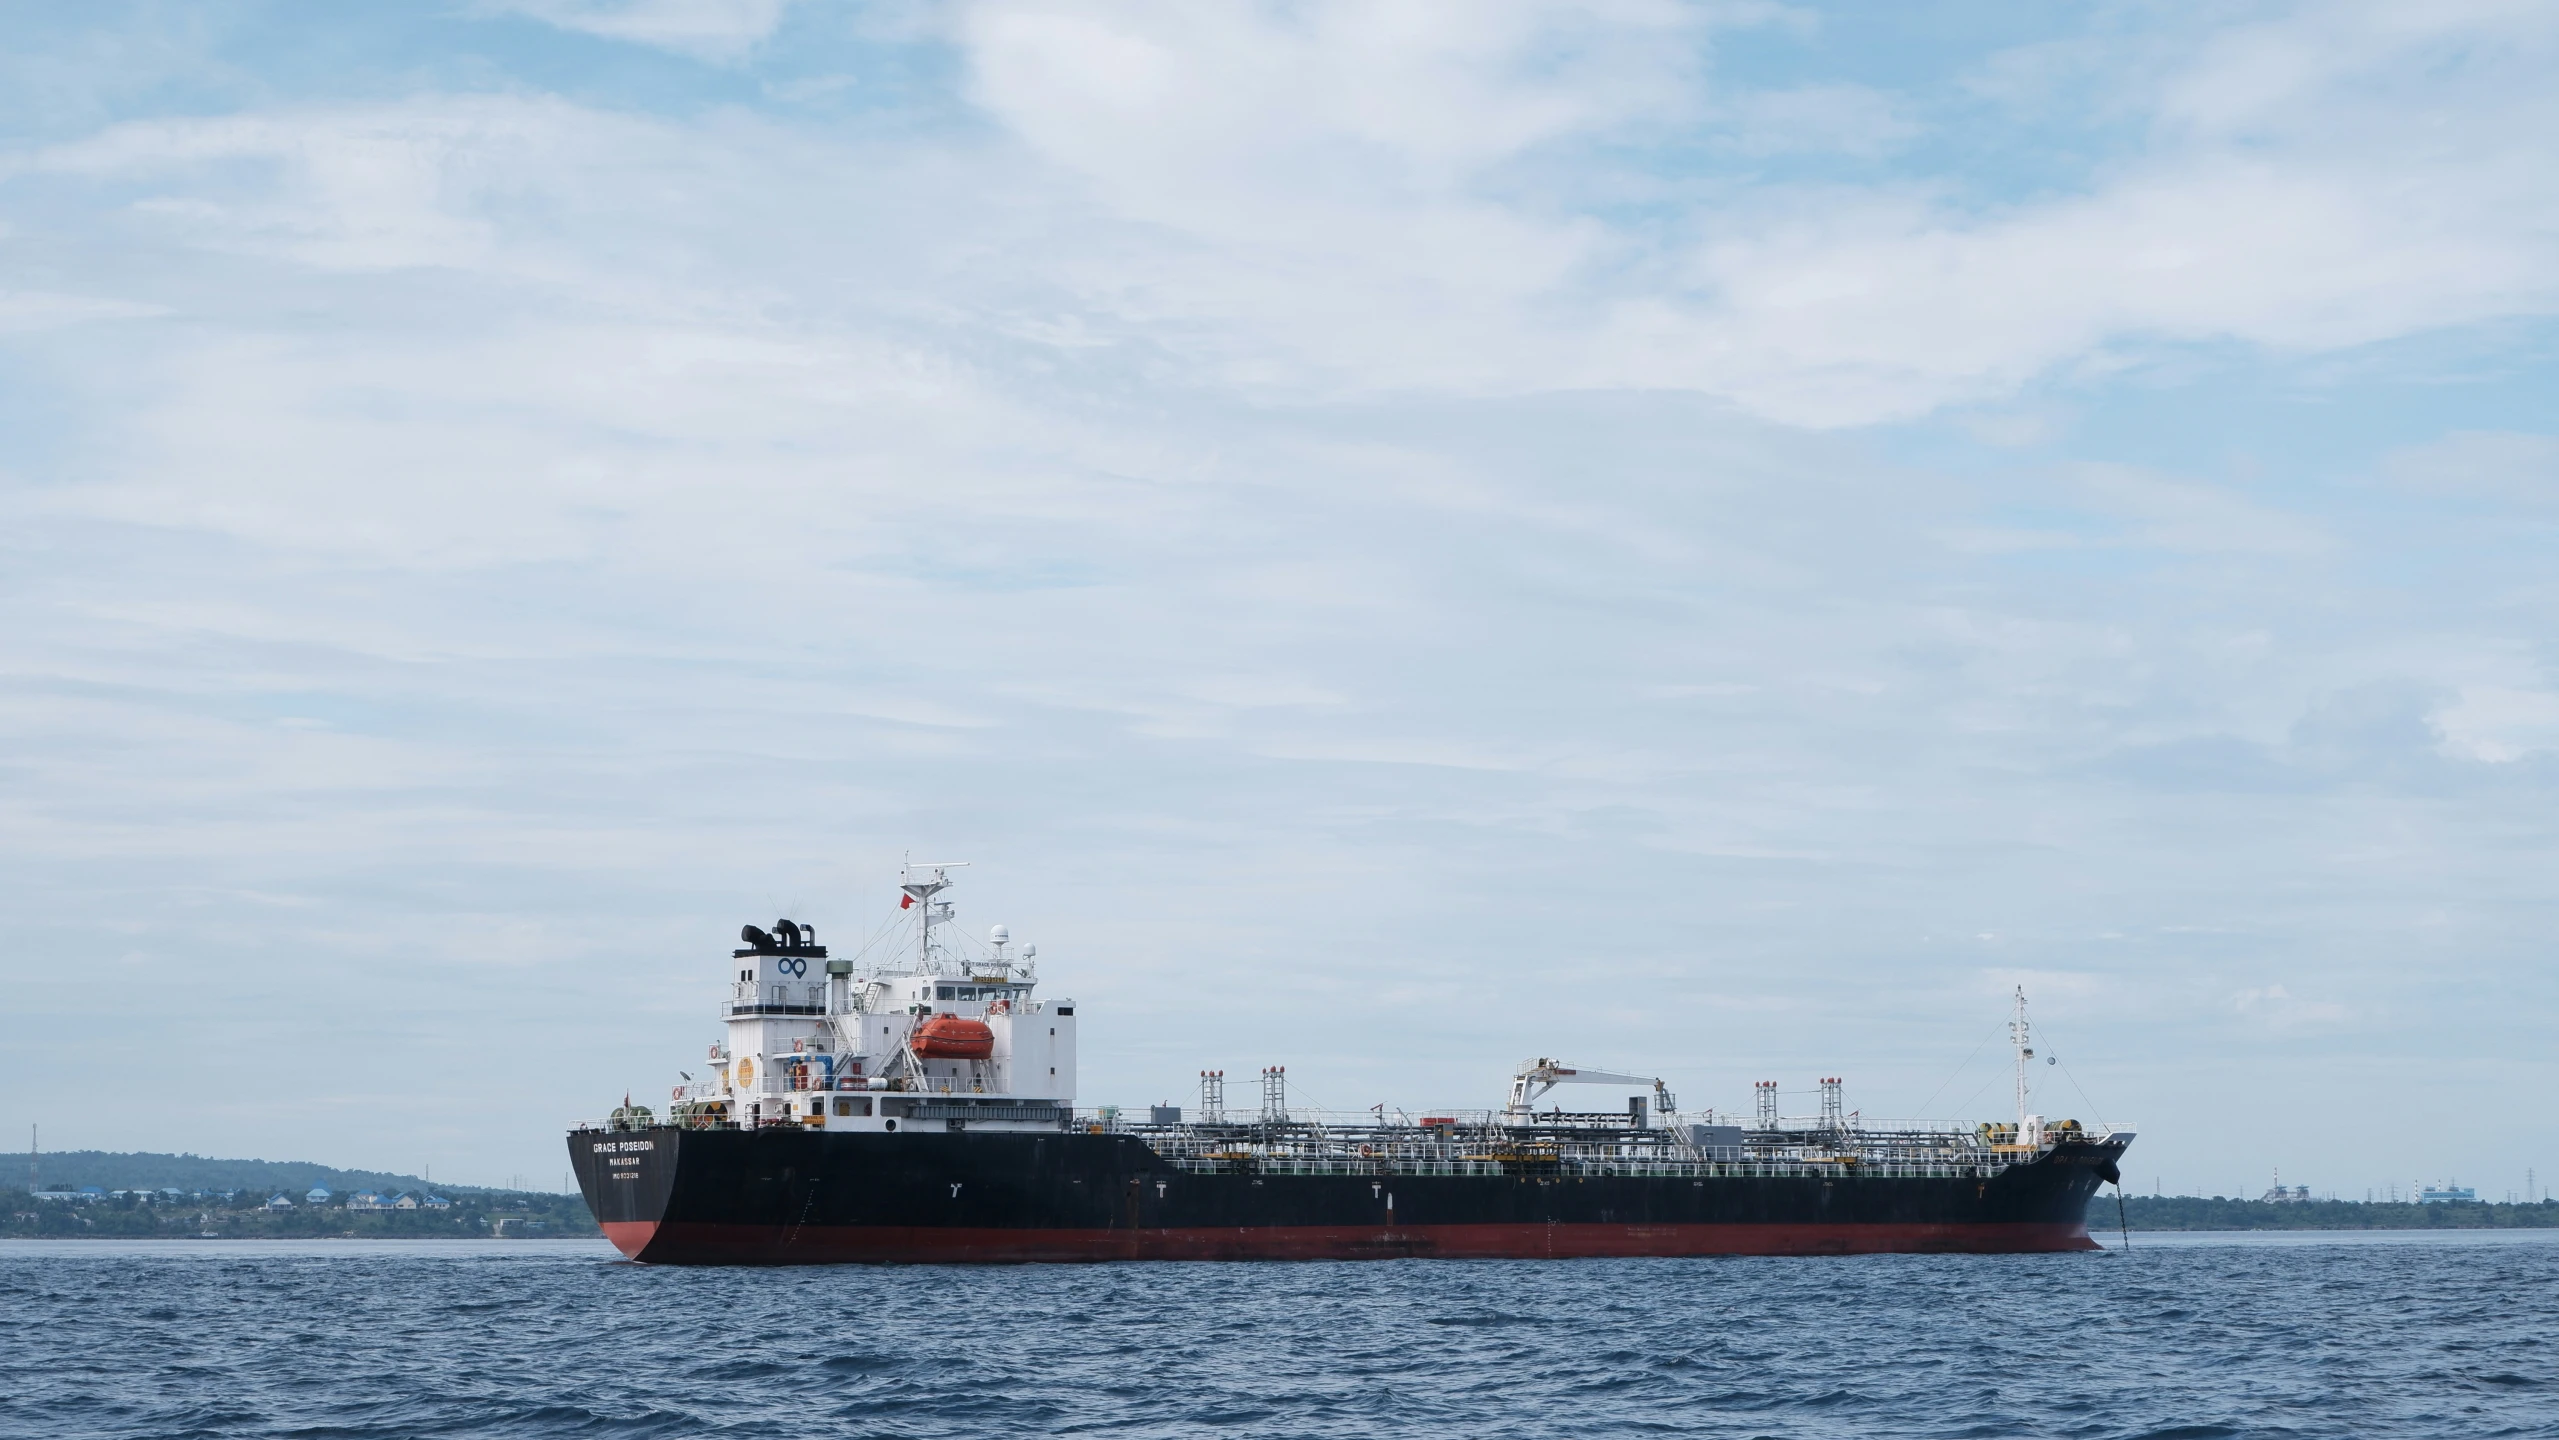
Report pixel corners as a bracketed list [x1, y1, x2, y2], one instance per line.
[912, 1014, 996, 1060]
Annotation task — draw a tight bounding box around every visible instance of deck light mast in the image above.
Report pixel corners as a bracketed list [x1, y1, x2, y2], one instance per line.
[2010, 987, 2034, 1133]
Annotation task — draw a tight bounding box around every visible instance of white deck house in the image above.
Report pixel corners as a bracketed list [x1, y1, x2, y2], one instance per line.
[667, 864, 1078, 1136]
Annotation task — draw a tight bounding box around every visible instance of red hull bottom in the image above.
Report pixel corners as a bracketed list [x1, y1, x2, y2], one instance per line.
[601, 1220, 2099, 1264]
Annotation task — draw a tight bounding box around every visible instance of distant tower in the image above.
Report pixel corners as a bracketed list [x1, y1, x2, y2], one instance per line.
[1199, 1070, 1225, 1124]
[1260, 1066, 1287, 1123]
[1755, 1081, 1778, 1129]
[1819, 1077, 1844, 1130]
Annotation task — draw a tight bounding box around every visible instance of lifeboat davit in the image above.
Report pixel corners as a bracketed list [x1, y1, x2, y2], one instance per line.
[912, 1014, 995, 1060]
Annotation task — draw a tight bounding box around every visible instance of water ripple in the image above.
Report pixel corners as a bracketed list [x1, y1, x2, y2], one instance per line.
[3, 1236, 2558, 1439]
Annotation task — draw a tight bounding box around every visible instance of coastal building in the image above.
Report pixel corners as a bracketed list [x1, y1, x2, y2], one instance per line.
[2418, 1183, 2477, 1204]
[348, 1192, 391, 1211]
[264, 1193, 294, 1210]
[304, 1186, 332, 1205]
[420, 1195, 452, 1210]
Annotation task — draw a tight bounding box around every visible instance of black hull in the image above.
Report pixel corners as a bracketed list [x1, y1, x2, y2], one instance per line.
[573, 1127, 2127, 1264]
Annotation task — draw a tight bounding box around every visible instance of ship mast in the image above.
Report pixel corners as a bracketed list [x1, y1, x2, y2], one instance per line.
[901, 860, 967, 973]
[2009, 986, 2034, 1132]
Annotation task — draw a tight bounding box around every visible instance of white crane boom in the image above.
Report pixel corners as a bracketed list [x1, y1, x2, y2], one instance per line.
[1505, 1058, 1675, 1124]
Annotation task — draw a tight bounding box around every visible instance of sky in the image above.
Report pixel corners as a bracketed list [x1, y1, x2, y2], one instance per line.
[1, 0, 2554, 1200]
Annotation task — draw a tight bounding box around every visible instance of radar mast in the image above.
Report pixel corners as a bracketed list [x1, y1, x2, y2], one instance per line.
[900, 859, 968, 974]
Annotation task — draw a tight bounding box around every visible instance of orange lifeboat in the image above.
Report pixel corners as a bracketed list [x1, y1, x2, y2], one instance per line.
[912, 1014, 995, 1059]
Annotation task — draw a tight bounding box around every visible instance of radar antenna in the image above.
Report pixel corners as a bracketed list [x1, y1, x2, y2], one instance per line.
[900, 858, 969, 974]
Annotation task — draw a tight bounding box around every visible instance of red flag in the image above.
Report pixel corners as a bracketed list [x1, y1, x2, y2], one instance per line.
[900, 893, 914, 909]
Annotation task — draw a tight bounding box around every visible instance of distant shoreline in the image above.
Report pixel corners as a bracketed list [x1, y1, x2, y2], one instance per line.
[2117, 1195, 2559, 1231]
[3, 1175, 600, 1241]
[14, 1157, 2548, 1241]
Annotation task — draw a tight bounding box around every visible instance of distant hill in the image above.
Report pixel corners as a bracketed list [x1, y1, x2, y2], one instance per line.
[2, 1151, 539, 1197]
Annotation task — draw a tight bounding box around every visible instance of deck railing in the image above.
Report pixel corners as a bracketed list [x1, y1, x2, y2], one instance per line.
[1159, 1154, 2005, 1180]
[572, 1101, 2123, 1168]
[1082, 1105, 2050, 1176]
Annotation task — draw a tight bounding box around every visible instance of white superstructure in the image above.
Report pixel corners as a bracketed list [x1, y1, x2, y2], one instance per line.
[667, 863, 1078, 1134]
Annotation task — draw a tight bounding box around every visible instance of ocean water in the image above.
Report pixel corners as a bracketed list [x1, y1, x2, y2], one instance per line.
[3, 1232, 2554, 1439]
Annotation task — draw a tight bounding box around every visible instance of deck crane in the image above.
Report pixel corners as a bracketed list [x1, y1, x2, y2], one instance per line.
[1505, 1058, 1675, 1126]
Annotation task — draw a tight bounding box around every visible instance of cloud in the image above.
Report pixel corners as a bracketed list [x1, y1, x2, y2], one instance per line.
[2072, 464, 2330, 556]
[2436, 688, 2559, 763]
[2381, 430, 2559, 509]
[1715, 83, 1916, 158]
[0, 289, 165, 333]
[32, 103, 552, 270]
[2233, 984, 2349, 1030]
[24, 2, 2559, 429]
[947, 0, 2559, 422]
[487, 0, 798, 62]
[960, 0, 1710, 201]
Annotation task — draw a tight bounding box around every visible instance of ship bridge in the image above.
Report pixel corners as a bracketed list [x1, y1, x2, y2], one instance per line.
[652, 862, 1078, 1136]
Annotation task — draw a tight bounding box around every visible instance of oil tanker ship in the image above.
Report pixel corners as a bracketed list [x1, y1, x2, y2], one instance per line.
[572, 864, 2132, 1264]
